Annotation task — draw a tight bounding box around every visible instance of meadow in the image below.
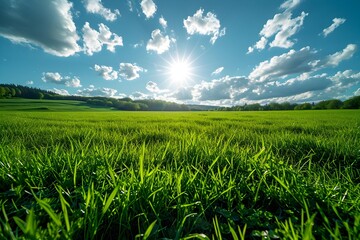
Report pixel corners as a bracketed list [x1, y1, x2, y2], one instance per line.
[0, 110, 359, 239]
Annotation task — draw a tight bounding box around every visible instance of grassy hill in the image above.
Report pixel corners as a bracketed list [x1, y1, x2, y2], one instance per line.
[0, 98, 113, 111]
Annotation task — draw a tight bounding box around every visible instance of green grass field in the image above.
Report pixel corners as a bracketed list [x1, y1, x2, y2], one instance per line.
[0, 110, 359, 239]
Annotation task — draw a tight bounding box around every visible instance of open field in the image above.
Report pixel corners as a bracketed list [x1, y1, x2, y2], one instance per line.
[0, 110, 359, 239]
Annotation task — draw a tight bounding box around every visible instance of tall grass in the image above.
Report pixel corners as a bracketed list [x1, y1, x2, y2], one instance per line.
[0, 110, 359, 239]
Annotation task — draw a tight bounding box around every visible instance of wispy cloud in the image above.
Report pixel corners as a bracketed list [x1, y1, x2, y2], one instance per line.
[159, 16, 167, 29]
[321, 18, 346, 37]
[211, 67, 224, 76]
[248, 0, 307, 53]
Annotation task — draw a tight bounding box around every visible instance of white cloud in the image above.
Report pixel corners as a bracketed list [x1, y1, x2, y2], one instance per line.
[83, 0, 120, 21]
[53, 88, 70, 95]
[141, 0, 157, 18]
[26, 81, 34, 85]
[355, 88, 360, 96]
[322, 18, 346, 37]
[159, 16, 167, 29]
[211, 67, 224, 76]
[170, 88, 194, 100]
[247, 37, 268, 53]
[193, 76, 249, 101]
[183, 8, 225, 44]
[249, 44, 357, 83]
[146, 81, 160, 92]
[64, 76, 82, 87]
[77, 86, 117, 97]
[248, 0, 307, 52]
[330, 70, 360, 88]
[119, 63, 145, 80]
[324, 44, 357, 67]
[249, 47, 317, 82]
[280, 0, 302, 11]
[0, 0, 80, 57]
[42, 72, 82, 88]
[94, 64, 118, 80]
[82, 22, 123, 55]
[146, 29, 171, 54]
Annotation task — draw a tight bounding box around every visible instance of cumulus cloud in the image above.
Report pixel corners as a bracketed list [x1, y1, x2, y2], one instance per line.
[94, 64, 118, 80]
[146, 29, 171, 54]
[322, 18, 346, 37]
[83, 0, 120, 21]
[183, 8, 226, 44]
[170, 88, 194, 101]
[141, 0, 157, 18]
[119, 63, 145, 80]
[193, 76, 249, 101]
[249, 44, 357, 83]
[245, 75, 332, 101]
[0, 0, 80, 57]
[146, 81, 160, 93]
[26, 81, 34, 85]
[53, 88, 70, 95]
[159, 16, 167, 29]
[77, 86, 117, 97]
[249, 46, 317, 82]
[211, 67, 224, 76]
[324, 44, 357, 67]
[82, 22, 123, 55]
[248, 0, 307, 52]
[42, 72, 82, 87]
[330, 70, 360, 88]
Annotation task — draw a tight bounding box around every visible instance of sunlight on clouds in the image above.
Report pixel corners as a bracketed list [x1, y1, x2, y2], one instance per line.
[119, 63, 146, 81]
[94, 64, 118, 80]
[146, 29, 171, 54]
[42, 72, 82, 88]
[141, 0, 157, 18]
[183, 8, 225, 44]
[0, 0, 80, 57]
[82, 22, 123, 55]
[248, 0, 307, 52]
[83, 0, 120, 21]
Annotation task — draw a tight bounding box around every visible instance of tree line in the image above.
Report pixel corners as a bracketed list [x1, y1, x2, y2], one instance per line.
[0, 84, 191, 111]
[1, 84, 360, 111]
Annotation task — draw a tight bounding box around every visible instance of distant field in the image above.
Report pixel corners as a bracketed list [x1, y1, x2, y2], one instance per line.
[0, 98, 112, 111]
[0, 110, 359, 239]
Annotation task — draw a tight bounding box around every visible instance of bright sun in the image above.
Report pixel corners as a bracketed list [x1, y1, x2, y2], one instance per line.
[169, 60, 192, 85]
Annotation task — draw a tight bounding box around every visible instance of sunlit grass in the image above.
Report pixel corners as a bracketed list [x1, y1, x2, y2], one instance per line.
[0, 110, 359, 239]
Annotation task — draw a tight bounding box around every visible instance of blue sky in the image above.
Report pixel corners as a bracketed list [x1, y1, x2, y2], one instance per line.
[0, 0, 359, 105]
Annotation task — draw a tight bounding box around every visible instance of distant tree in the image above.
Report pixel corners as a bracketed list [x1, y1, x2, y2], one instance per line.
[343, 96, 360, 109]
[38, 92, 44, 99]
[15, 88, 22, 97]
[10, 88, 16, 97]
[294, 103, 312, 110]
[0, 87, 5, 98]
[326, 99, 343, 109]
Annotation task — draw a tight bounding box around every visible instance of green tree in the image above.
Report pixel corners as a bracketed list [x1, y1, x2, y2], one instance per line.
[0, 86, 5, 98]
